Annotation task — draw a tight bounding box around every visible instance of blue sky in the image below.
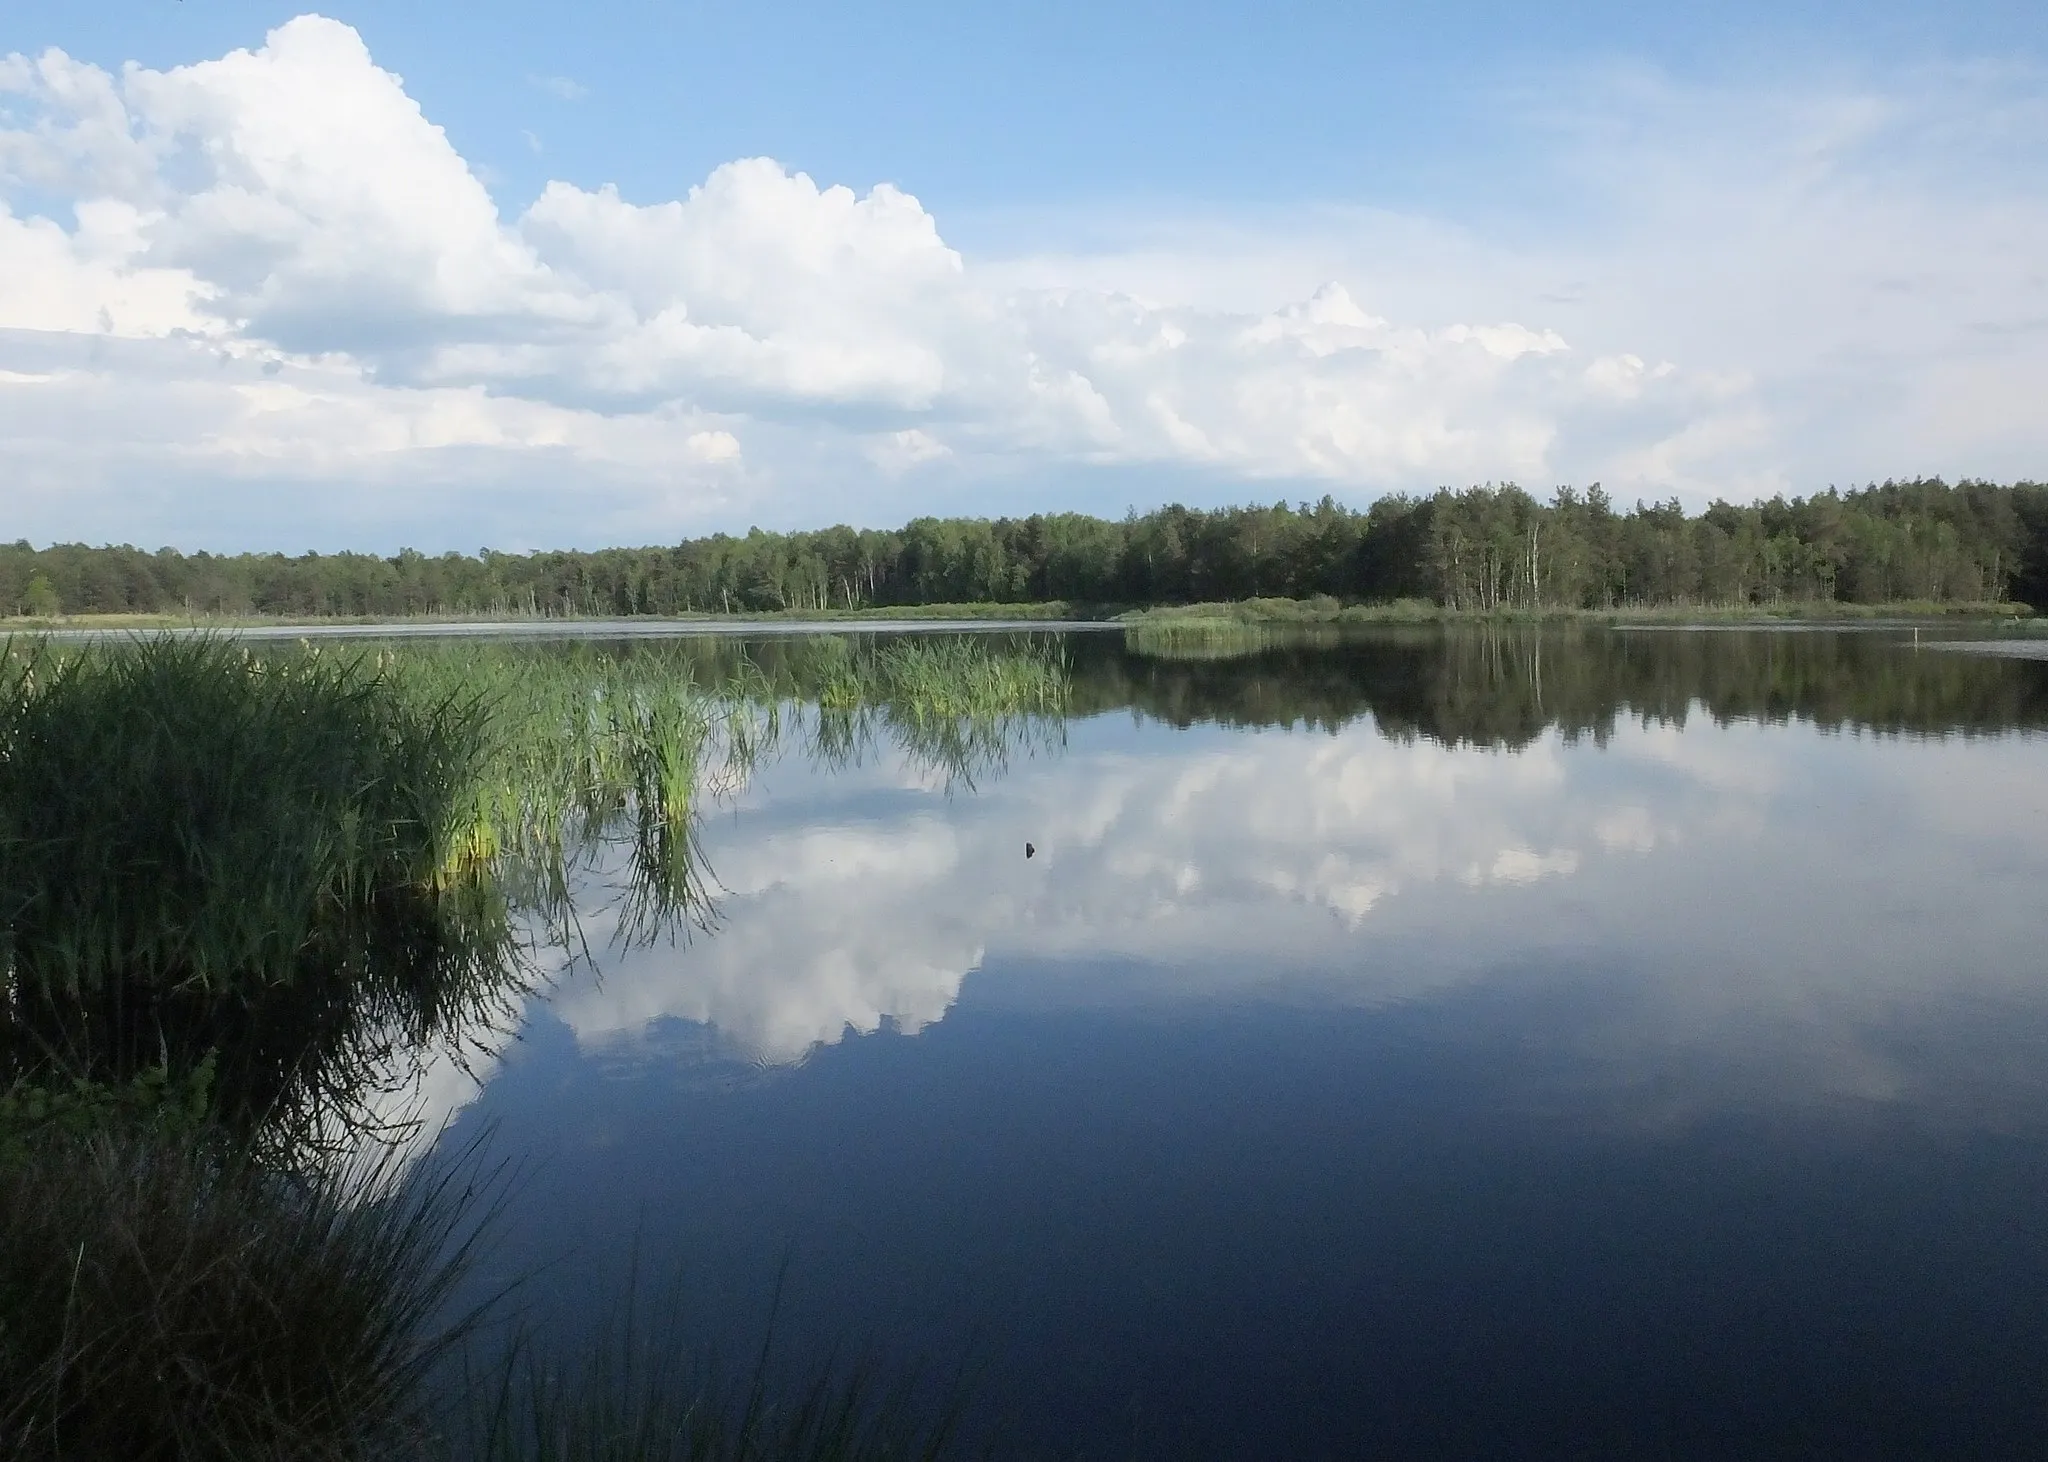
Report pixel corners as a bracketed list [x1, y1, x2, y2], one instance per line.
[3, 2, 2046, 550]
[35, 2, 2044, 210]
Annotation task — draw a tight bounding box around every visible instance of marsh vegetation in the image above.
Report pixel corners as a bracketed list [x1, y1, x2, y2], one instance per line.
[0, 1126, 491, 1460]
[0, 631, 1068, 1460]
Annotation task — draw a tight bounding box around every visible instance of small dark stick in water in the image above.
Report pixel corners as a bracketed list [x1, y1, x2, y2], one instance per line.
[1025, 842, 1036, 859]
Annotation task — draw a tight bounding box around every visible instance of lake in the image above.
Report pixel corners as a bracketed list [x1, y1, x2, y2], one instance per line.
[422, 624, 2048, 1460]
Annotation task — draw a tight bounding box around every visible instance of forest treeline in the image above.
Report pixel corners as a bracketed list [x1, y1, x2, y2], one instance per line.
[8, 477, 2047, 618]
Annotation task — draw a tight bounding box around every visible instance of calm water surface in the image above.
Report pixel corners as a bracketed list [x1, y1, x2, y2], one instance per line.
[432, 627, 2048, 1459]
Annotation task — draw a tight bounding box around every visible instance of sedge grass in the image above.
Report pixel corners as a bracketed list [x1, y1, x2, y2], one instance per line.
[801, 636, 1068, 789]
[0, 1123, 502, 1462]
[0, 631, 1053, 1461]
[1120, 619, 1351, 661]
[0, 636, 520, 1139]
[0, 633, 1070, 1133]
[365, 641, 768, 949]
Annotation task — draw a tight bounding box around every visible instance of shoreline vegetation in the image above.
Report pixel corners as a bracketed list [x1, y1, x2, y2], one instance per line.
[1111, 596, 2043, 655]
[0, 635, 1057, 1460]
[6, 600, 1102, 630]
[4, 593, 2039, 635]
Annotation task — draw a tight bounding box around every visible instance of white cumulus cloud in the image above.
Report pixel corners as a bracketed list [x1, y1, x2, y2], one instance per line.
[1, 16, 2042, 548]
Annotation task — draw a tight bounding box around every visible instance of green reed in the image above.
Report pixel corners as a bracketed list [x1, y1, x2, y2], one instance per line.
[0, 630, 1062, 1460]
[1, 1103, 955, 1462]
[0, 632, 1069, 1133]
[800, 635, 1069, 788]
[1120, 618, 1346, 661]
[369, 642, 773, 947]
[375, 634, 1067, 812]
[0, 636, 518, 1136]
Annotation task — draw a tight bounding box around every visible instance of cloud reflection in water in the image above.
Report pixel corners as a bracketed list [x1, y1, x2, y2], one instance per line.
[380, 706, 2048, 1151]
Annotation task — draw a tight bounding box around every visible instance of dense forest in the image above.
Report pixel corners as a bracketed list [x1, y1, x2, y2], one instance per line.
[7, 478, 2047, 618]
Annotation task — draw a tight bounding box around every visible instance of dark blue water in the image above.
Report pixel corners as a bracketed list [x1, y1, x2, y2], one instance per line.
[433, 629, 2048, 1459]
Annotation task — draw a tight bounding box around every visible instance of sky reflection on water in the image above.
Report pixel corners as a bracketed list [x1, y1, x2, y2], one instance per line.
[438, 631, 2048, 1459]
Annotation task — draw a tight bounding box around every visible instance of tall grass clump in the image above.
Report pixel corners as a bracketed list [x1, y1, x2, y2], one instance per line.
[381, 635, 1068, 813]
[0, 1122, 496, 1461]
[0, 636, 514, 1132]
[1120, 619, 1336, 661]
[364, 634, 1069, 926]
[0, 632, 1017, 1459]
[1120, 599, 1449, 661]
[826, 636, 1068, 720]
[0, 633, 1071, 1120]
[371, 642, 775, 945]
[806, 636, 1068, 788]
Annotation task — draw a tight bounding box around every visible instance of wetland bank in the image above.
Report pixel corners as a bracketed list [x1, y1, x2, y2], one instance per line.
[4, 619, 2047, 1459]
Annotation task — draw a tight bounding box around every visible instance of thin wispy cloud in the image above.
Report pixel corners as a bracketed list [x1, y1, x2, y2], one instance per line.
[529, 73, 586, 101]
